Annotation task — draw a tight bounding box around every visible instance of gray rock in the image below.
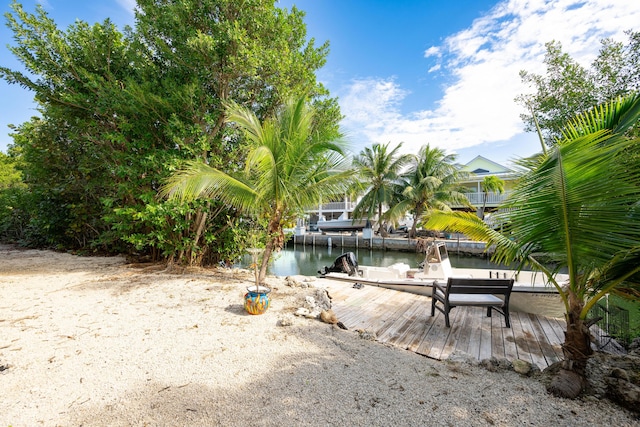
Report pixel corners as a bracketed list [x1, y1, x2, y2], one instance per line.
[512, 359, 533, 375]
[584, 351, 640, 413]
[356, 329, 376, 341]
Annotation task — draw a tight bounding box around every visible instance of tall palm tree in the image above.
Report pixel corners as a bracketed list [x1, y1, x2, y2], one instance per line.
[161, 95, 354, 283]
[352, 142, 413, 236]
[387, 144, 470, 238]
[426, 93, 640, 398]
[480, 175, 505, 220]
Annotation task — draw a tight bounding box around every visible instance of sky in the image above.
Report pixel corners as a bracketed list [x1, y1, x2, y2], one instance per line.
[1, 0, 639, 166]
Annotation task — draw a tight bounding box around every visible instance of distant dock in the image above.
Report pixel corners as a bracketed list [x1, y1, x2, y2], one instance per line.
[290, 232, 493, 256]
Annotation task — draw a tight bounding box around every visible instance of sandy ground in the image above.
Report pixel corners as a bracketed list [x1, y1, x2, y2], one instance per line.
[0, 244, 638, 427]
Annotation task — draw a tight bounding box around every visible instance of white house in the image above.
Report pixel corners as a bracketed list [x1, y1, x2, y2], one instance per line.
[455, 155, 519, 212]
[304, 155, 519, 229]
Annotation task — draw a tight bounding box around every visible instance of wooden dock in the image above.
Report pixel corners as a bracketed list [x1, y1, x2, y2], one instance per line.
[321, 279, 567, 370]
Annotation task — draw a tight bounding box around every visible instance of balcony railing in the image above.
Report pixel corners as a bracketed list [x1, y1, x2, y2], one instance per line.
[457, 191, 511, 208]
[312, 201, 358, 212]
[306, 193, 511, 213]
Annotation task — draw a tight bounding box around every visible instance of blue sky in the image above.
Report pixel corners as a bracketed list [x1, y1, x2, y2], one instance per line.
[2, 0, 639, 166]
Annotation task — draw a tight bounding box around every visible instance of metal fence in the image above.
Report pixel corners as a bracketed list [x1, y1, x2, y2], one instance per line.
[589, 299, 631, 348]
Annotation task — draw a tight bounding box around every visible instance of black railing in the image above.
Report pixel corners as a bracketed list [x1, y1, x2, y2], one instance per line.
[589, 300, 631, 348]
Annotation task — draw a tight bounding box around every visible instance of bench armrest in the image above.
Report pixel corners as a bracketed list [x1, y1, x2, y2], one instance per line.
[433, 280, 446, 295]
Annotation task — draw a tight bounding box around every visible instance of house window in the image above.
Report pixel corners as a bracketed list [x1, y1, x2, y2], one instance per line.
[472, 168, 490, 174]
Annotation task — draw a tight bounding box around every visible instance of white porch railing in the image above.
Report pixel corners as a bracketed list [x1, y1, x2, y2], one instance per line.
[314, 201, 358, 212]
[459, 191, 511, 208]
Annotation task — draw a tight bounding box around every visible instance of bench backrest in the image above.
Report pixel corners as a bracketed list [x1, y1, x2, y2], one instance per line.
[444, 277, 514, 296]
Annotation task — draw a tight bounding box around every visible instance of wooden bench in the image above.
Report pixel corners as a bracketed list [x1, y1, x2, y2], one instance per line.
[430, 277, 515, 328]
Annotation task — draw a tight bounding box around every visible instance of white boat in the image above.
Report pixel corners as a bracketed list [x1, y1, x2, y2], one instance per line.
[318, 241, 569, 318]
[316, 213, 375, 233]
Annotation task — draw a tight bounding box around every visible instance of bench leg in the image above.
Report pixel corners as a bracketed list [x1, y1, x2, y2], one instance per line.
[430, 298, 435, 316]
[444, 309, 450, 327]
[486, 307, 492, 318]
[504, 307, 511, 328]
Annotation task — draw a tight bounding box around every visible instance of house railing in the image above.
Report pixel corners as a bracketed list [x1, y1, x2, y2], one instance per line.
[455, 191, 512, 208]
[313, 201, 358, 212]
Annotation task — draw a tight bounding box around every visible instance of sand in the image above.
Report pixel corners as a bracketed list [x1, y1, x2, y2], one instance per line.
[0, 244, 637, 426]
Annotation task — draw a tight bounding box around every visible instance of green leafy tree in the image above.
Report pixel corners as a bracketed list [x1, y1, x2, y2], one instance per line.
[0, 151, 22, 190]
[480, 175, 504, 220]
[426, 93, 640, 398]
[387, 144, 469, 238]
[352, 142, 413, 237]
[162, 96, 354, 283]
[516, 31, 640, 145]
[1, 1, 340, 262]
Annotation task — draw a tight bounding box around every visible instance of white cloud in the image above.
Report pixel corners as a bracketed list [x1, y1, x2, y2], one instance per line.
[340, 0, 640, 161]
[115, 0, 137, 16]
[424, 46, 441, 58]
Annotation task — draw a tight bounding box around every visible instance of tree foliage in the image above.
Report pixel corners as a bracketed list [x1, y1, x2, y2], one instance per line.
[162, 96, 354, 283]
[0, 0, 340, 263]
[352, 142, 413, 236]
[480, 175, 504, 220]
[427, 93, 640, 397]
[386, 144, 469, 238]
[516, 31, 640, 145]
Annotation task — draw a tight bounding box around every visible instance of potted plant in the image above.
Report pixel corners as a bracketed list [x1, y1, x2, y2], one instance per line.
[243, 229, 271, 315]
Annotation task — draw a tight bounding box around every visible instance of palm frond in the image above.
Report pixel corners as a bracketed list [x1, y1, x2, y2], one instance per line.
[160, 161, 259, 213]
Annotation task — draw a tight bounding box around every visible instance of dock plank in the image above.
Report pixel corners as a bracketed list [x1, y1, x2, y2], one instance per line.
[490, 312, 507, 359]
[527, 313, 562, 366]
[321, 278, 565, 370]
[510, 312, 531, 363]
[377, 298, 426, 343]
[478, 308, 493, 360]
[517, 312, 548, 369]
[466, 306, 484, 359]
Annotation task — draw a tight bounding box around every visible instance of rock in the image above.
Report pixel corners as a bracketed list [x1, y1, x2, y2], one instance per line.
[314, 288, 332, 311]
[320, 309, 347, 329]
[606, 377, 640, 413]
[356, 329, 376, 341]
[320, 309, 338, 324]
[285, 276, 301, 287]
[277, 315, 294, 327]
[447, 350, 476, 365]
[294, 307, 311, 317]
[585, 351, 640, 413]
[548, 368, 585, 399]
[480, 357, 511, 372]
[303, 296, 316, 310]
[512, 359, 533, 376]
[294, 307, 320, 319]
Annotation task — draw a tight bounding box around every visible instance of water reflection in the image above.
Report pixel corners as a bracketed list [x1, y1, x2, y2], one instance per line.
[240, 244, 514, 277]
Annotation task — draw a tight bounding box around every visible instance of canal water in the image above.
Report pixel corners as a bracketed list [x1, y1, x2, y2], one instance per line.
[243, 243, 511, 277]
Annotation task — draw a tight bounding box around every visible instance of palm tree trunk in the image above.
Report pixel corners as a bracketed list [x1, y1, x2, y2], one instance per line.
[409, 209, 422, 239]
[257, 214, 284, 284]
[257, 242, 273, 286]
[548, 290, 593, 398]
[189, 208, 208, 266]
[378, 203, 388, 237]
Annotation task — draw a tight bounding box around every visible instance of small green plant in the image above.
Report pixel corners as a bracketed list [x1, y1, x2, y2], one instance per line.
[245, 227, 267, 291]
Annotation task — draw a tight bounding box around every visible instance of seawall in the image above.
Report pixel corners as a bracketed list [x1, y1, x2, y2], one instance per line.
[290, 233, 494, 256]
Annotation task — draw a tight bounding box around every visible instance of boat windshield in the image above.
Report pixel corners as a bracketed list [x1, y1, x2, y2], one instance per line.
[438, 243, 448, 261]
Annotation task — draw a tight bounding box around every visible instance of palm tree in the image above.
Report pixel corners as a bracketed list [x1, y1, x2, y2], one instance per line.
[352, 142, 413, 236]
[480, 175, 505, 220]
[426, 93, 640, 398]
[387, 144, 470, 238]
[161, 95, 354, 284]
